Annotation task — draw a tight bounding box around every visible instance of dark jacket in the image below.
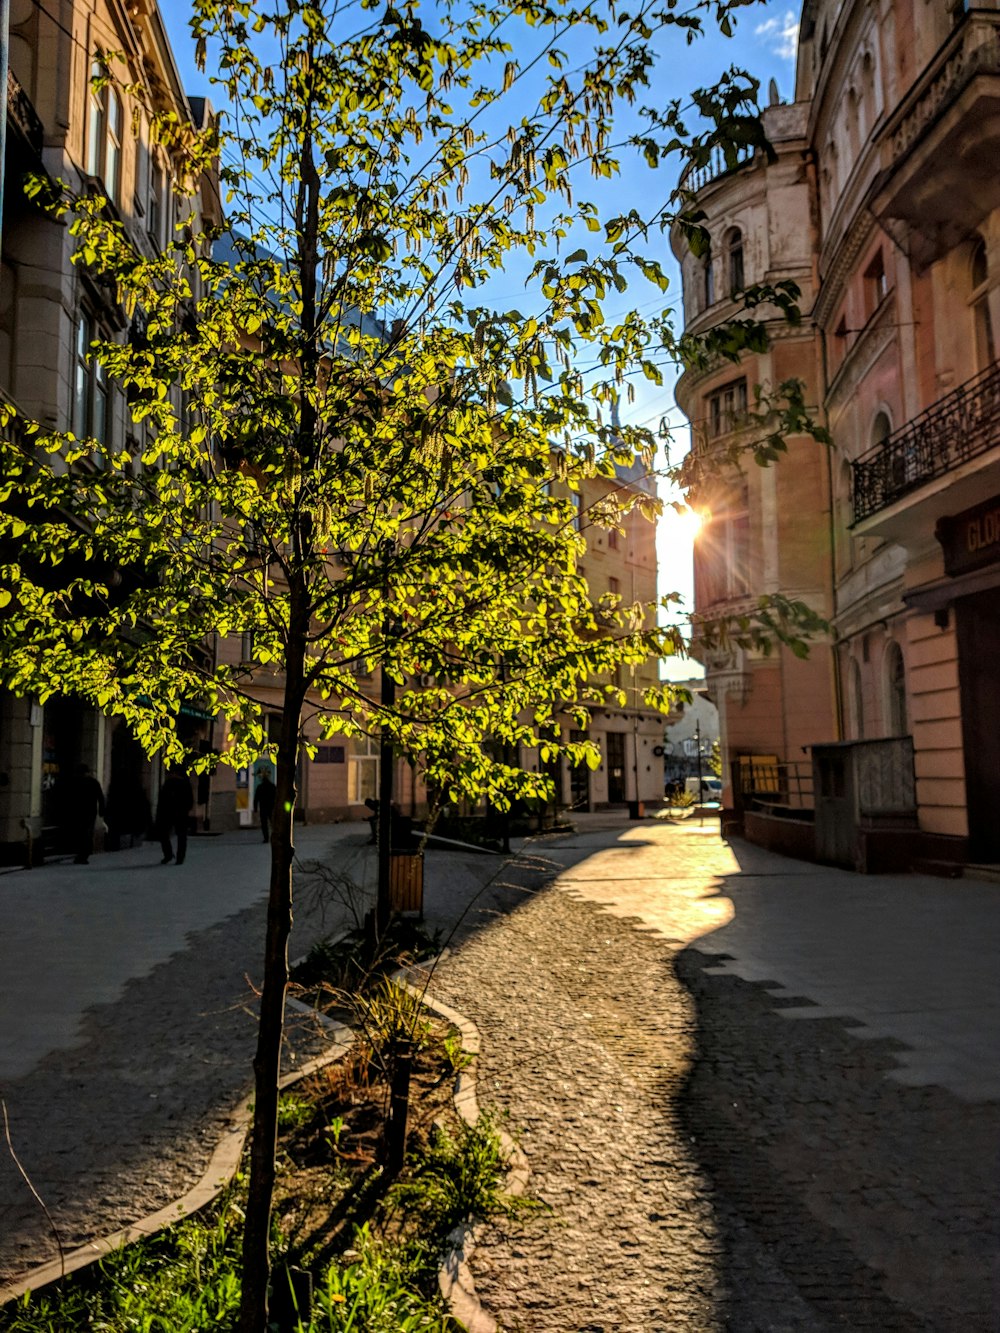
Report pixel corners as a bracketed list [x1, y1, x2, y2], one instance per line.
[65, 772, 105, 826]
[157, 774, 193, 827]
[253, 776, 276, 815]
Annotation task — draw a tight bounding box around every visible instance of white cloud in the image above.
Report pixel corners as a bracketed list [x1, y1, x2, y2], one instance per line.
[755, 9, 800, 61]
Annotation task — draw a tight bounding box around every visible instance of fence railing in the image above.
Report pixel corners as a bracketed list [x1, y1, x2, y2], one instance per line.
[852, 359, 1000, 523]
[679, 142, 756, 195]
[732, 755, 814, 814]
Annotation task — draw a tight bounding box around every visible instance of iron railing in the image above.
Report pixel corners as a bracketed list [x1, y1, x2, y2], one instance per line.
[6, 70, 44, 159]
[679, 142, 756, 195]
[733, 756, 814, 814]
[852, 359, 1000, 523]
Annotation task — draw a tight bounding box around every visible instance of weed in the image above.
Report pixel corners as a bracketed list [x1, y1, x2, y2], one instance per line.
[278, 1093, 316, 1133]
[440, 1031, 473, 1078]
[350, 979, 432, 1077]
[388, 1110, 517, 1241]
[309, 1226, 454, 1331]
[324, 1115, 346, 1153]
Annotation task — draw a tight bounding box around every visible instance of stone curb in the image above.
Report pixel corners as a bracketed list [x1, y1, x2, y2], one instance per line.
[0, 1004, 352, 1308]
[397, 965, 531, 1333]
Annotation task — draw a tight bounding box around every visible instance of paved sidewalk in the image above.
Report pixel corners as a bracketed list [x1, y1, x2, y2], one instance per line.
[426, 815, 1000, 1330]
[0, 823, 515, 1285]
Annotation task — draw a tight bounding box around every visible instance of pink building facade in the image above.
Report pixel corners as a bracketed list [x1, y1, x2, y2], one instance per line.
[675, 0, 1000, 867]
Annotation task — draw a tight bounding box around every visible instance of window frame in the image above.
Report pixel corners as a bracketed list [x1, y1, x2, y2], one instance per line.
[86, 58, 124, 206]
[969, 236, 995, 371]
[73, 310, 112, 453]
[726, 227, 744, 295]
[707, 377, 748, 439]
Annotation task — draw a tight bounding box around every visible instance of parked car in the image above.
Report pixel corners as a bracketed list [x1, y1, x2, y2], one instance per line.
[685, 776, 722, 803]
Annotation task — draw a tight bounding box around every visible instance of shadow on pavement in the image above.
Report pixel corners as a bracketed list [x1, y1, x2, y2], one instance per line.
[674, 848, 1000, 1332]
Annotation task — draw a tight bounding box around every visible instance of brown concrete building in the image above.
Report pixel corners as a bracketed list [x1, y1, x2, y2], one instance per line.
[674, 0, 1000, 870]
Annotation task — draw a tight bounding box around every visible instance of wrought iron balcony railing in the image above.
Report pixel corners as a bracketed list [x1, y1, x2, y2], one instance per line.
[6, 70, 44, 159]
[679, 142, 756, 195]
[851, 359, 1000, 524]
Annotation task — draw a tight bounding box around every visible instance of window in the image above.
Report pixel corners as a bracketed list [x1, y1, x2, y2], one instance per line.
[348, 735, 380, 803]
[726, 228, 744, 295]
[608, 576, 620, 596]
[970, 236, 995, 370]
[695, 493, 750, 606]
[703, 249, 715, 308]
[707, 378, 748, 438]
[885, 641, 908, 737]
[73, 313, 110, 449]
[864, 250, 888, 317]
[149, 159, 167, 249]
[607, 528, 619, 550]
[572, 491, 584, 531]
[87, 60, 123, 205]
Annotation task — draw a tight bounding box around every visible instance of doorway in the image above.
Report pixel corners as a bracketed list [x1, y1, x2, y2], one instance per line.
[605, 731, 626, 804]
[567, 729, 590, 811]
[956, 589, 1000, 860]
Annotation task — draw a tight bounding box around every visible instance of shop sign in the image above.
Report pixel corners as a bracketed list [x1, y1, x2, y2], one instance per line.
[937, 495, 1000, 576]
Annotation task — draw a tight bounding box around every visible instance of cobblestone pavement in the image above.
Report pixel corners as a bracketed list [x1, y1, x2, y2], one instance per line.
[427, 818, 1000, 1331]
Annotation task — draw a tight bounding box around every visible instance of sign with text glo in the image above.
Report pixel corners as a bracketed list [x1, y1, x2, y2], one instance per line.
[937, 495, 1000, 577]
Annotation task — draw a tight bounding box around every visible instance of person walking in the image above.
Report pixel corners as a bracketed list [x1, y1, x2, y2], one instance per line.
[253, 770, 276, 844]
[66, 763, 106, 865]
[157, 767, 193, 865]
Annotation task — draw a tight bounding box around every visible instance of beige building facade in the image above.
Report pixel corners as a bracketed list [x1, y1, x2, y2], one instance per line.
[675, 0, 1000, 868]
[0, 4, 664, 856]
[0, 0, 221, 859]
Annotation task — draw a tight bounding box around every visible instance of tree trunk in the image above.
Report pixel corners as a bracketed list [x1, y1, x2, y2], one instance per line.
[238, 625, 307, 1333]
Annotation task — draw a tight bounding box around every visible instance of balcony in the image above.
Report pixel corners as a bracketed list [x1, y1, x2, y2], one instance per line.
[6, 70, 44, 161]
[870, 11, 1000, 268]
[679, 142, 756, 195]
[852, 360, 1000, 533]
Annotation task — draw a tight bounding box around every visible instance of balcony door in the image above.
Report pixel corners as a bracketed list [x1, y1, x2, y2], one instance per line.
[956, 589, 1000, 861]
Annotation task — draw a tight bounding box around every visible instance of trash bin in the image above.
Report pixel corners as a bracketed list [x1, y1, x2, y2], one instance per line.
[389, 849, 424, 915]
[627, 800, 645, 820]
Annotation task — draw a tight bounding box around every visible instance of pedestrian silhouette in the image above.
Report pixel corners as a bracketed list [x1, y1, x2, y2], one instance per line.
[157, 768, 193, 865]
[253, 771, 276, 844]
[65, 763, 106, 865]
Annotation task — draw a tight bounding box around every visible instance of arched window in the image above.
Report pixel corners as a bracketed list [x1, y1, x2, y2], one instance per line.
[885, 641, 908, 737]
[86, 59, 123, 204]
[871, 411, 892, 446]
[970, 236, 995, 370]
[703, 248, 715, 308]
[726, 227, 744, 295]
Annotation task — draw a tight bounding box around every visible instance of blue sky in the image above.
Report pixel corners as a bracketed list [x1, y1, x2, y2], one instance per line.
[160, 0, 801, 679]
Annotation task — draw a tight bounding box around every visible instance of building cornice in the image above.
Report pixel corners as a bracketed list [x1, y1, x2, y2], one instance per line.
[813, 208, 876, 328]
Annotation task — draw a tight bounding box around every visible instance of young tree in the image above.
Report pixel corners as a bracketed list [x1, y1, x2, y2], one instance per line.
[0, 1, 825, 1326]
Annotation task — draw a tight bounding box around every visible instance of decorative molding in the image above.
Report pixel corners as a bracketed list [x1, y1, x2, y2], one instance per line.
[814, 209, 877, 327]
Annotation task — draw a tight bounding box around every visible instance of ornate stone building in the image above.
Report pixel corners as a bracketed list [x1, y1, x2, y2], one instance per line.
[0, 0, 220, 859]
[674, 0, 1000, 868]
[670, 99, 837, 812]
